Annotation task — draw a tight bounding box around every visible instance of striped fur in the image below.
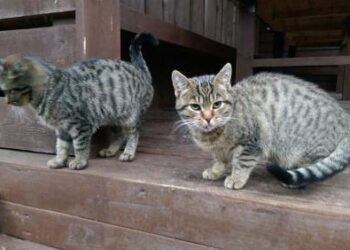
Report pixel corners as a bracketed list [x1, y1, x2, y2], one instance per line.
[0, 33, 158, 170]
[172, 63, 350, 189]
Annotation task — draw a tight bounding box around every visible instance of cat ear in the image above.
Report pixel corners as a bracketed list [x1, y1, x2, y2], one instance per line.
[214, 63, 232, 89]
[172, 70, 191, 97]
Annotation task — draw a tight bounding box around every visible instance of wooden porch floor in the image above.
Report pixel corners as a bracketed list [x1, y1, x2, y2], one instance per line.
[0, 111, 349, 249]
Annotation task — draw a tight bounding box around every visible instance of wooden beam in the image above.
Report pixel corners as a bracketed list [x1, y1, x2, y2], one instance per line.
[276, 6, 350, 19]
[120, 4, 235, 59]
[253, 55, 350, 68]
[75, 0, 120, 60]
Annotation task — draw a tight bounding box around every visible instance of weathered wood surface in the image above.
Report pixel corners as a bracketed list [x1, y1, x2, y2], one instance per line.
[0, 24, 75, 66]
[75, 0, 120, 60]
[0, 234, 57, 250]
[0, 0, 75, 20]
[0, 202, 212, 250]
[0, 112, 349, 249]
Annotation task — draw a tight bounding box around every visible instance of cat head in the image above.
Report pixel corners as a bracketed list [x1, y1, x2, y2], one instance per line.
[172, 63, 233, 133]
[0, 54, 47, 106]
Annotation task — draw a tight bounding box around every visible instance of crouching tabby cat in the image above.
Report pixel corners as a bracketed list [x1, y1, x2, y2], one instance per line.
[0, 33, 158, 170]
[172, 64, 350, 189]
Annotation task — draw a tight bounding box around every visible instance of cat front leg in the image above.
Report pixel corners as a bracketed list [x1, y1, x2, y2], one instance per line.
[224, 145, 260, 190]
[47, 130, 71, 169]
[69, 125, 92, 170]
[202, 153, 228, 180]
[119, 126, 139, 162]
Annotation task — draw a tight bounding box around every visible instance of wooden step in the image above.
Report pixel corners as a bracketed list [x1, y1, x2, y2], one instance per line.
[0, 147, 349, 249]
[0, 234, 57, 250]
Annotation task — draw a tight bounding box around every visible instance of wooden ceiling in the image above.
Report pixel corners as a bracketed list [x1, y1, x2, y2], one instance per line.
[257, 0, 350, 47]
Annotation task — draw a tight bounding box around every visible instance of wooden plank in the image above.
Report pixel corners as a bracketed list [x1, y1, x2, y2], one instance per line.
[0, 0, 75, 20]
[174, 0, 191, 30]
[204, 0, 216, 40]
[190, 0, 205, 35]
[253, 55, 350, 67]
[0, 148, 350, 249]
[0, 201, 213, 250]
[0, 25, 75, 66]
[0, 98, 55, 153]
[0, 234, 57, 250]
[75, 0, 120, 60]
[0, 98, 110, 156]
[221, 0, 235, 46]
[120, 4, 236, 59]
[145, 0, 163, 20]
[162, 0, 175, 24]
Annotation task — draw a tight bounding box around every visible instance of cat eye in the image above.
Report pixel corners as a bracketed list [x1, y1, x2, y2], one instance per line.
[212, 101, 223, 109]
[190, 103, 201, 111]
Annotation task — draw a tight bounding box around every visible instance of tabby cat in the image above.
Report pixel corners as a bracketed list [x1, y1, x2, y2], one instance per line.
[0, 33, 158, 170]
[172, 63, 350, 189]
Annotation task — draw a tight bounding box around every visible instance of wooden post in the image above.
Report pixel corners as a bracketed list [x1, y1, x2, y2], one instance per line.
[75, 0, 120, 60]
[235, 9, 255, 82]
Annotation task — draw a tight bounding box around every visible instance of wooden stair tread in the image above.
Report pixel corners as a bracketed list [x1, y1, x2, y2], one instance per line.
[0, 147, 349, 248]
[0, 234, 57, 250]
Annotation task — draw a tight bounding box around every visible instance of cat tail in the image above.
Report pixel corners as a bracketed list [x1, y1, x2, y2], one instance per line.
[267, 137, 350, 188]
[129, 33, 159, 70]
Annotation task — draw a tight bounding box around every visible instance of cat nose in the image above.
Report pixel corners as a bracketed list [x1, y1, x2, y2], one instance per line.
[202, 110, 213, 124]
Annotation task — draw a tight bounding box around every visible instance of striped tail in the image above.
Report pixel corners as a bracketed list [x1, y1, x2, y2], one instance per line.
[267, 138, 350, 188]
[129, 33, 158, 70]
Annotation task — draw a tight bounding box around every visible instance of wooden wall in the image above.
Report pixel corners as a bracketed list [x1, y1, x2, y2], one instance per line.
[121, 0, 237, 47]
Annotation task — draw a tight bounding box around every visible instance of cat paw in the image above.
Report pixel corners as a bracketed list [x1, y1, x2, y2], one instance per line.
[47, 157, 67, 169]
[68, 159, 88, 170]
[224, 175, 248, 190]
[98, 148, 118, 158]
[119, 152, 135, 162]
[202, 168, 225, 180]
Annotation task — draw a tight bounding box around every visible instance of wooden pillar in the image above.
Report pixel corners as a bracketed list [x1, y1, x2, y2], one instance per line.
[75, 0, 120, 60]
[235, 9, 255, 82]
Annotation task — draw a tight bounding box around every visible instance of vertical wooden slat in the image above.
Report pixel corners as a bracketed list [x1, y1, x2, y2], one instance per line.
[175, 0, 191, 30]
[145, 0, 163, 20]
[204, 0, 216, 40]
[75, 0, 120, 60]
[190, 0, 205, 35]
[215, 0, 223, 42]
[121, 0, 145, 13]
[163, 0, 175, 24]
[221, 0, 234, 46]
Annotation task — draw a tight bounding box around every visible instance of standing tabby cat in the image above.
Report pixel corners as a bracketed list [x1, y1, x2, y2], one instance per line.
[172, 63, 350, 189]
[0, 33, 158, 170]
